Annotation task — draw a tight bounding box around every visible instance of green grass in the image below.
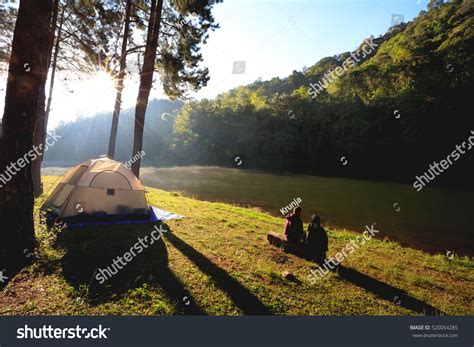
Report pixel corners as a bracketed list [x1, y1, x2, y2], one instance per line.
[0, 176, 472, 316]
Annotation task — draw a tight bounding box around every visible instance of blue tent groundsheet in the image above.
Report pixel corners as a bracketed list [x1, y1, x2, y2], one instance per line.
[59, 206, 185, 228]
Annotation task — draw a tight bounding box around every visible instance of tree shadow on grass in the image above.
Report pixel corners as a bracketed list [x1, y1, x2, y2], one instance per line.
[54, 223, 204, 315]
[163, 226, 273, 315]
[0, 252, 34, 291]
[334, 265, 444, 315]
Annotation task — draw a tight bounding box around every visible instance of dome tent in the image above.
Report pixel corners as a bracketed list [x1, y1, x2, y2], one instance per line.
[42, 157, 150, 224]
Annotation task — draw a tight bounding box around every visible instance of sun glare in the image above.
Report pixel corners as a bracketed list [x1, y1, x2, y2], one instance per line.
[44, 67, 158, 129]
[79, 70, 117, 113]
[49, 70, 118, 126]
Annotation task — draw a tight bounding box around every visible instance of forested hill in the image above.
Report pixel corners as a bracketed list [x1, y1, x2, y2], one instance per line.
[171, 0, 473, 188]
[48, 0, 473, 189]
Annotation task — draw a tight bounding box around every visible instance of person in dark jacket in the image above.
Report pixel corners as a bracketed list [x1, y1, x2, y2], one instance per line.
[284, 207, 306, 243]
[306, 214, 328, 264]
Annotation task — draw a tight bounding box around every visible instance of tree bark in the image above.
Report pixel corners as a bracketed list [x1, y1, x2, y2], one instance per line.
[31, 84, 46, 197]
[107, 0, 133, 159]
[131, 0, 163, 177]
[0, 0, 55, 259]
[44, 8, 64, 144]
[32, 0, 59, 197]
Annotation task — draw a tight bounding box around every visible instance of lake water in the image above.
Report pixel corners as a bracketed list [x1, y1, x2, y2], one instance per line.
[43, 165, 473, 256]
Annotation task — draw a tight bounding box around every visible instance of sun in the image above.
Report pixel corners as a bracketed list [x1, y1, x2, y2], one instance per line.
[70, 70, 139, 117]
[84, 70, 117, 110]
[48, 68, 142, 128]
[91, 70, 116, 91]
[56, 69, 119, 121]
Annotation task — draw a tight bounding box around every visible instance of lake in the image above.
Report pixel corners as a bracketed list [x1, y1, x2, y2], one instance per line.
[43, 165, 473, 256]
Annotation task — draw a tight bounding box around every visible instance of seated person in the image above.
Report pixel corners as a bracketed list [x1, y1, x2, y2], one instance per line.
[284, 207, 306, 243]
[306, 214, 328, 264]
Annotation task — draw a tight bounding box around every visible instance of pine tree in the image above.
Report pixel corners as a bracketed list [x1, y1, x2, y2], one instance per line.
[107, 0, 134, 159]
[0, 0, 56, 262]
[130, 0, 222, 176]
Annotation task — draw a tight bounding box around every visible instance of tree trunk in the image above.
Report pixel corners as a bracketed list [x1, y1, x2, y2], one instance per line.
[131, 0, 163, 177]
[0, 0, 55, 259]
[44, 8, 64, 143]
[108, 0, 133, 159]
[31, 84, 46, 197]
[32, 0, 59, 197]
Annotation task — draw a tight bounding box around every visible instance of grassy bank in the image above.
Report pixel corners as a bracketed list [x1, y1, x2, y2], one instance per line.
[0, 176, 472, 315]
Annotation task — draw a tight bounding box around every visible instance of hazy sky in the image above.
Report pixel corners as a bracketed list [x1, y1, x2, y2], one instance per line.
[1, 0, 431, 128]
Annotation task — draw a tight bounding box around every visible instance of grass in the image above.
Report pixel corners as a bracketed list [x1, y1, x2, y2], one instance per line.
[0, 176, 472, 316]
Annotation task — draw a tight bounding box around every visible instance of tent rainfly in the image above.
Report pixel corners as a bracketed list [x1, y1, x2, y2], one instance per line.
[42, 157, 149, 223]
